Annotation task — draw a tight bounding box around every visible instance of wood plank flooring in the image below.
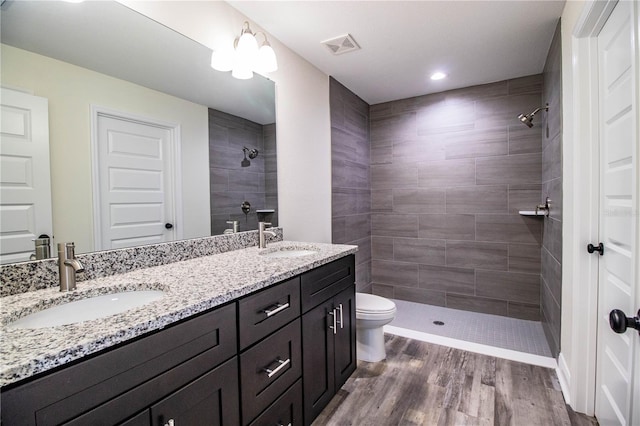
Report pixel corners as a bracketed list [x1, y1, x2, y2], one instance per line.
[313, 335, 598, 426]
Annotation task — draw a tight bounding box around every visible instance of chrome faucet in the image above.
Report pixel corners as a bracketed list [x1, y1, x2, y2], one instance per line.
[58, 242, 84, 291]
[258, 222, 276, 249]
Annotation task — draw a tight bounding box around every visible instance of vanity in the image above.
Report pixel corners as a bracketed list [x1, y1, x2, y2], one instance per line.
[0, 239, 357, 426]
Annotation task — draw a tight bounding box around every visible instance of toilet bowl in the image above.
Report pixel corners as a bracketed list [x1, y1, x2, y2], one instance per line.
[356, 293, 397, 362]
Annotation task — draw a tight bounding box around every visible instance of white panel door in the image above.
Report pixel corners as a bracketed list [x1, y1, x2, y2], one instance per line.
[0, 88, 53, 264]
[595, 1, 639, 425]
[94, 113, 179, 250]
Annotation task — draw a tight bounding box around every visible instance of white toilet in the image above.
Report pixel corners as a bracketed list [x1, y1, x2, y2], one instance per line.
[355, 293, 397, 362]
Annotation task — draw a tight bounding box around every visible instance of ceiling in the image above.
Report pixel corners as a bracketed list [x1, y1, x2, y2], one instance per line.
[1, 0, 276, 124]
[229, 1, 566, 105]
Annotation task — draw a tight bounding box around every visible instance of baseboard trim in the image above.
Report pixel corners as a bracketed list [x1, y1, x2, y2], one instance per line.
[557, 352, 572, 404]
[384, 325, 557, 369]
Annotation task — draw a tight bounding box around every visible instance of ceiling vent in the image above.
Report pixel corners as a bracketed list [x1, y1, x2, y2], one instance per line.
[321, 34, 360, 55]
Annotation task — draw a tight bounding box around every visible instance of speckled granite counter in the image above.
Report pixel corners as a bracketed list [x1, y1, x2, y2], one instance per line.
[0, 241, 357, 387]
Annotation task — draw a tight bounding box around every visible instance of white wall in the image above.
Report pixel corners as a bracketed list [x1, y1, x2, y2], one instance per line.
[1, 45, 210, 253]
[120, 1, 333, 243]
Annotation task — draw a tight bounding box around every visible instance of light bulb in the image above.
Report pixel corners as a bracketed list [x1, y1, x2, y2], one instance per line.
[211, 48, 233, 72]
[257, 43, 278, 73]
[430, 72, 447, 80]
[235, 32, 259, 71]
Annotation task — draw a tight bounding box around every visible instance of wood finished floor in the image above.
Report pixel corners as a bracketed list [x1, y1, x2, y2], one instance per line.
[313, 335, 598, 426]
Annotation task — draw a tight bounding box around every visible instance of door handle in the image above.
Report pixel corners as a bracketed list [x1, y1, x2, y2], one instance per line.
[609, 309, 640, 336]
[587, 242, 604, 255]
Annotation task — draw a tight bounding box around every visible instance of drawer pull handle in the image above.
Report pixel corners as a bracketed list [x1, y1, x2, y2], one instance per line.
[264, 302, 290, 317]
[337, 303, 344, 329]
[328, 309, 337, 334]
[164, 420, 175, 426]
[264, 358, 290, 378]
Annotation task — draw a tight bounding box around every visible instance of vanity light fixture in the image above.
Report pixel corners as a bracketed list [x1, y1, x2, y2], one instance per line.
[211, 21, 278, 80]
[430, 71, 447, 81]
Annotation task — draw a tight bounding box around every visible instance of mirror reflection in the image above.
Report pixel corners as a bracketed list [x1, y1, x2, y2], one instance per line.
[0, 0, 277, 264]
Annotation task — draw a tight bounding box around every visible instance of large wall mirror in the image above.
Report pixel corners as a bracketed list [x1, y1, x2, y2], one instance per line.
[0, 0, 277, 264]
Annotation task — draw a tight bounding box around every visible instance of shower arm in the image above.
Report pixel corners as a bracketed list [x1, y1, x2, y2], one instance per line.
[528, 105, 549, 118]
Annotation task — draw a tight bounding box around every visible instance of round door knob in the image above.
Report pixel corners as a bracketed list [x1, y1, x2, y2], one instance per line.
[587, 242, 604, 255]
[609, 309, 640, 334]
[165, 223, 173, 229]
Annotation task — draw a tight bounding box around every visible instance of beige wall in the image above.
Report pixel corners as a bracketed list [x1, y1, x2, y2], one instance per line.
[1, 45, 210, 253]
[120, 1, 333, 243]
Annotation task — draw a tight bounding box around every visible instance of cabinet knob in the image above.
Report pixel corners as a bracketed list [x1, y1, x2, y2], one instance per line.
[164, 420, 175, 426]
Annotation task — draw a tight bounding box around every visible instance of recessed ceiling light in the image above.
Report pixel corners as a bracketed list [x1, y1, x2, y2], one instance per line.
[430, 72, 447, 81]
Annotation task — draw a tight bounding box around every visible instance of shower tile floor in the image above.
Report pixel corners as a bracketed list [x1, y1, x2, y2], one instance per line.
[388, 299, 552, 357]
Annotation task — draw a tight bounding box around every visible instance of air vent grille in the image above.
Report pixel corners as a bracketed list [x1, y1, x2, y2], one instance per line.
[321, 34, 360, 55]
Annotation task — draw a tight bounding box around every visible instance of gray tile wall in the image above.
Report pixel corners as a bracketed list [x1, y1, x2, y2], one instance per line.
[209, 109, 278, 235]
[330, 77, 372, 292]
[541, 20, 562, 357]
[370, 75, 544, 320]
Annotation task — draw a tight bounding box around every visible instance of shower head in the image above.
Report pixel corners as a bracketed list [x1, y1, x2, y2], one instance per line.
[243, 146, 259, 159]
[517, 104, 549, 128]
[518, 113, 535, 128]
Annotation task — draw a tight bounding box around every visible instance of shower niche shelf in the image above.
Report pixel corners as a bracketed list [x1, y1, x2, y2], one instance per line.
[519, 210, 546, 217]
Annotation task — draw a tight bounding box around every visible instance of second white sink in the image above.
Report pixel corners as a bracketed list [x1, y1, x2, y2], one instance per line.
[8, 290, 166, 329]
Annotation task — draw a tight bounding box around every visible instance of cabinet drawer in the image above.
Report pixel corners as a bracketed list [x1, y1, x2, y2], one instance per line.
[240, 319, 302, 425]
[238, 277, 300, 349]
[2, 303, 237, 426]
[301, 255, 355, 313]
[249, 379, 303, 426]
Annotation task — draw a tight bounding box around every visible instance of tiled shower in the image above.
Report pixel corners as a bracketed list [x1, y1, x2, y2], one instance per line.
[330, 21, 563, 358]
[209, 109, 278, 235]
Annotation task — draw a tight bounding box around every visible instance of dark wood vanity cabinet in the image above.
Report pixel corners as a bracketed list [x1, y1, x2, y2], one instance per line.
[1, 303, 239, 426]
[1, 254, 356, 426]
[301, 256, 357, 425]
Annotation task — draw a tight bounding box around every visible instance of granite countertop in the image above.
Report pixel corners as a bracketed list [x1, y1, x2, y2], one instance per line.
[0, 241, 357, 387]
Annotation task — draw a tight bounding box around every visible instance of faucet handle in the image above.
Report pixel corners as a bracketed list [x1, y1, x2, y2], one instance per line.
[263, 222, 272, 227]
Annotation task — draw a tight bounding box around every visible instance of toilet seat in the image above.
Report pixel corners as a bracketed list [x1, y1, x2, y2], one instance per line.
[356, 293, 396, 315]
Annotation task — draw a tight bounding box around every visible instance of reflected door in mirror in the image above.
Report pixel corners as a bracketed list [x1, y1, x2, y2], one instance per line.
[0, 88, 53, 264]
[93, 110, 181, 250]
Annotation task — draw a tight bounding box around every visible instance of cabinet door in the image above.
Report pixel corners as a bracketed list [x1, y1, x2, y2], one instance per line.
[249, 379, 303, 426]
[119, 411, 150, 426]
[333, 286, 357, 389]
[150, 357, 239, 426]
[302, 298, 336, 425]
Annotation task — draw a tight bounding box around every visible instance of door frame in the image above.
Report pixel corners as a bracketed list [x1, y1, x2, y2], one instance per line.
[90, 105, 183, 251]
[561, 0, 640, 416]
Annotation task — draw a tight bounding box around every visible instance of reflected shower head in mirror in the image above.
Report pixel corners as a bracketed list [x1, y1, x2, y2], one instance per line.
[243, 146, 259, 159]
[517, 104, 549, 128]
[241, 146, 259, 167]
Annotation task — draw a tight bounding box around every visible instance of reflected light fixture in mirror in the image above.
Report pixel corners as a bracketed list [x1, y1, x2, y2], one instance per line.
[211, 21, 278, 80]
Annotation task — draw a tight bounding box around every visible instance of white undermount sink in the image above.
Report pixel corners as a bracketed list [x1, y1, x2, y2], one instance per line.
[260, 247, 319, 258]
[7, 290, 165, 329]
